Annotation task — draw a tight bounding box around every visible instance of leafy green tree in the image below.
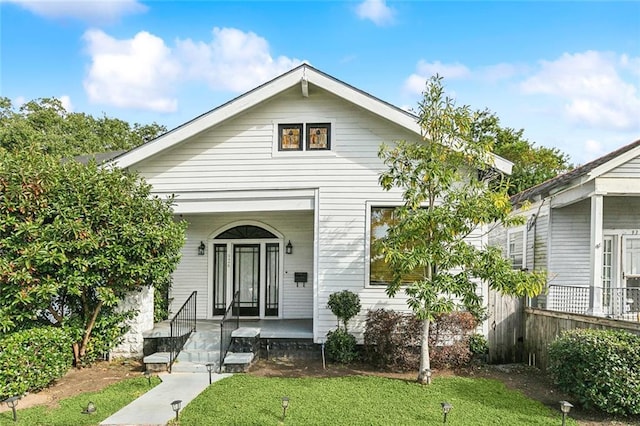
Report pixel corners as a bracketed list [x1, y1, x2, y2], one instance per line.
[0, 149, 186, 365]
[0, 97, 165, 158]
[493, 126, 573, 195]
[378, 76, 545, 384]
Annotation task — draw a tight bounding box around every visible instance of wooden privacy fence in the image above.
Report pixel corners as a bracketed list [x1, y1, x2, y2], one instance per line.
[524, 307, 640, 371]
[487, 290, 525, 364]
[486, 290, 640, 369]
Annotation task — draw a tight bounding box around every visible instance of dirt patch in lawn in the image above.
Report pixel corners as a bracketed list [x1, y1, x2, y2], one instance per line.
[0, 359, 144, 413]
[247, 358, 640, 426]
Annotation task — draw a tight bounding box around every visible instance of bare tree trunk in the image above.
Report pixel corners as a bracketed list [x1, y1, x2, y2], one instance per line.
[74, 300, 104, 366]
[417, 318, 431, 384]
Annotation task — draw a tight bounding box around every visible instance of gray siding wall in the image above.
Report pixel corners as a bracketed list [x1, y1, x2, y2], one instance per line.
[603, 197, 640, 228]
[549, 199, 590, 287]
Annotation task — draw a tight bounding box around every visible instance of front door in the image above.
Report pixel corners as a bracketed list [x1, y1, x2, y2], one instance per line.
[234, 244, 260, 316]
[211, 225, 282, 318]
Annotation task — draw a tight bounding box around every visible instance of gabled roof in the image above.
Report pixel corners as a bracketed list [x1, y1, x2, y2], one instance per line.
[511, 138, 640, 205]
[113, 64, 512, 173]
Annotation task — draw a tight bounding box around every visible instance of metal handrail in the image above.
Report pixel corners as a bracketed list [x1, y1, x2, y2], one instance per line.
[219, 290, 240, 372]
[169, 291, 197, 373]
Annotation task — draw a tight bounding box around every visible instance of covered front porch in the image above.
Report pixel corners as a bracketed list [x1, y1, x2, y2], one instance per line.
[167, 189, 317, 323]
[534, 194, 640, 320]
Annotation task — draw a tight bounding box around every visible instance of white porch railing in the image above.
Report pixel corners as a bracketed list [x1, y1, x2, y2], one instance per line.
[531, 285, 640, 321]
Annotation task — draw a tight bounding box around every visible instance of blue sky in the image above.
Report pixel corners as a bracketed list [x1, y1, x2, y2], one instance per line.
[1, 0, 639, 165]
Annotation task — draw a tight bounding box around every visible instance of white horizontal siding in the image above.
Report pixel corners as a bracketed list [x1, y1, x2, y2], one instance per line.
[602, 155, 640, 177]
[136, 85, 489, 340]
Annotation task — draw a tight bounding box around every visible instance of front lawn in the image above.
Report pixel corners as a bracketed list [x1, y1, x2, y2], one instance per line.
[177, 374, 575, 425]
[0, 376, 159, 426]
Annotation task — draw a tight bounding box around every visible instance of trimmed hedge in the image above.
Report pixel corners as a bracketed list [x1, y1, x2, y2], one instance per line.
[0, 327, 73, 399]
[548, 328, 640, 416]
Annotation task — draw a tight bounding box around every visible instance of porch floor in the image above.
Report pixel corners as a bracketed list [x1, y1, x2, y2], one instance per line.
[144, 318, 313, 339]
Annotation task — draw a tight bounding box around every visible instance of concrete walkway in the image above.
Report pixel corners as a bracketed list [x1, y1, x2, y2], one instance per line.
[100, 372, 231, 426]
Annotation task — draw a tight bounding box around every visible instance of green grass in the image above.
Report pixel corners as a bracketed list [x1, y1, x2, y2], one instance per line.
[0, 376, 160, 426]
[177, 375, 577, 425]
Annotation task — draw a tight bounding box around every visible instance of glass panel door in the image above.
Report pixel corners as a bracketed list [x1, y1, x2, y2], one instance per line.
[622, 236, 640, 315]
[265, 243, 279, 316]
[233, 244, 260, 316]
[213, 244, 227, 315]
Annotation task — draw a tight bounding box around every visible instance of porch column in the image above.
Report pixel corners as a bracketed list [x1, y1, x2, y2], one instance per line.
[588, 194, 603, 316]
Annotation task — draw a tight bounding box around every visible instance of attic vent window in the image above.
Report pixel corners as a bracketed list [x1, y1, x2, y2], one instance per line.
[278, 123, 331, 151]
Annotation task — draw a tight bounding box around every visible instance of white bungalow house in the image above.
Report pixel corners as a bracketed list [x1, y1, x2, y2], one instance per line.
[112, 64, 512, 356]
[492, 139, 640, 321]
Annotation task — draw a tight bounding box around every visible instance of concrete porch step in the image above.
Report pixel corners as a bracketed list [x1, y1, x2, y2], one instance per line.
[143, 351, 169, 364]
[170, 360, 221, 373]
[177, 349, 220, 363]
[231, 327, 261, 338]
[223, 352, 256, 373]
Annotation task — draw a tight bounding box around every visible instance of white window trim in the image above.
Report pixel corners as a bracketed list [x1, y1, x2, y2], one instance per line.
[507, 226, 526, 270]
[271, 119, 337, 158]
[603, 229, 640, 288]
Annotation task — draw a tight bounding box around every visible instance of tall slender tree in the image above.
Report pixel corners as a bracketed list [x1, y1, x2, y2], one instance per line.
[378, 76, 545, 384]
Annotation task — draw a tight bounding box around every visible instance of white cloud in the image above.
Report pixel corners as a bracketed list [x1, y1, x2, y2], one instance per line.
[356, 0, 395, 26]
[404, 60, 471, 93]
[403, 60, 526, 93]
[175, 27, 302, 92]
[81, 27, 302, 112]
[58, 95, 73, 112]
[83, 29, 181, 112]
[520, 51, 640, 131]
[4, 0, 147, 24]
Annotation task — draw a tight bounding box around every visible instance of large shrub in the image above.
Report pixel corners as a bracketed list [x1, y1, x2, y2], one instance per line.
[0, 152, 186, 365]
[548, 328, 640, 416]
[364, 309, 478, 371]
[0, 327, 73, 399]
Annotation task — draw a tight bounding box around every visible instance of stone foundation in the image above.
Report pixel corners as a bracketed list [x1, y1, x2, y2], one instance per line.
[110, 286, 154, 359]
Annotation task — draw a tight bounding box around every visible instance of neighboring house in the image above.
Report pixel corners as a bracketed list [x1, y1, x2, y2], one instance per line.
[491, 139, 640, 321]
[112, 64, 512, 345]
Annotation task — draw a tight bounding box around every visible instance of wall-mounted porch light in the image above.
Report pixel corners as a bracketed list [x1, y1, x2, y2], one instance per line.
[198, 241, 206, 256]
[286, 240, 293, 255]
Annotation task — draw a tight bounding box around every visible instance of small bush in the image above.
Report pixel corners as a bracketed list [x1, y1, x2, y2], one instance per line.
[364, 309, 478, 371]
[325, 328, 358, 364]
[0, 326, 73, 399]
[468, 333, 489, 355]
[327, 290, 361, 331]
[548, 328, 640, 416]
